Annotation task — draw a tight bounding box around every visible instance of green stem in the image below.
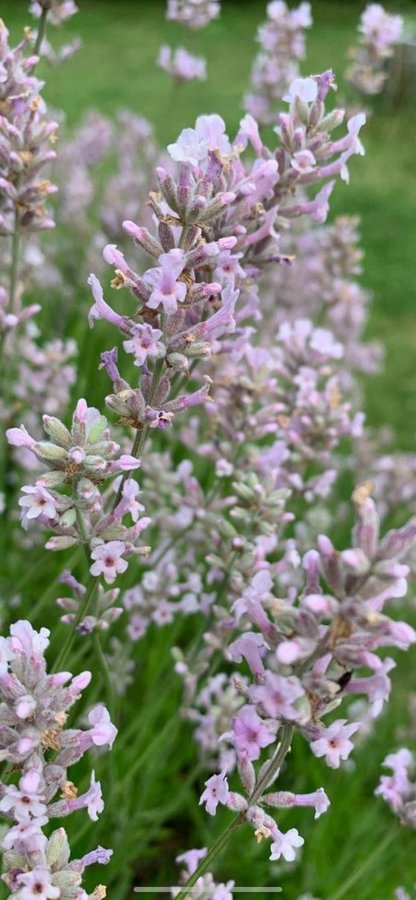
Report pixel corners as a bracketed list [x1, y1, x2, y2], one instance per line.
[92, 629, 117, 795]
[175, 724, 294, 900]
[175, 813, 243, 900]
[249, 724, 293, 805]
[51, 576, 98, 673]
[112, 354, 166, 508]
[93, 629, 116, 721]
[0, 215, 20, 384]
[8, 214, 20, 317]
[328, 826, 399, 900]
[33, 6, 48, 55]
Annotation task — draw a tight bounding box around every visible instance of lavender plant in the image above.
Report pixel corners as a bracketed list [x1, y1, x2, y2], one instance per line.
[346, 3, 403, 97]
[1, 0, 415, 897]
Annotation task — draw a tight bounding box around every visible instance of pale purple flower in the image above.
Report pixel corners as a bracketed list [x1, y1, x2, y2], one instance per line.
[0, 770, 46, 822]
[87, 273, 125, 330]
[228, 632, 268, 678]
[87, 704, 118, 748]
[176, 847, 207, 875]
[158, 45, 206, 84]
[16, 867, 60, 899]
[232, 705, 274, 761]
[291, 149, 316, 174]
[167, 128, 207, 167]
[2, 820, 48, 852]
[9, 620, 50, 657]
[310, 719, 360, 768]
[283, 76, 318, 104]
[144, 249, 187, 313]
[123, 323, 165, 367]
[166, 0, 220, 30]
[19, 484, 57, 525]
[360, 4, 403, 49]
[90, 541, 128, 583]
[269, 827, 304, 862]
[167, 114, 230, 166]
[199, 770, 229, 815]
[120, 479, 145, 523]
[249, 671, 304, 720]
[375, 748, 413, 814]
[85, 771, 104, 821]
[264, 787, 330, 819]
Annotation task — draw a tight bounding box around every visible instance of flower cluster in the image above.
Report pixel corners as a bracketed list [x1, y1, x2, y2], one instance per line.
[0, 620, 115, 897]
[262, 215, 383, 379]
[7, 400, 150, 576]
[346, 3, 403, 96]
[176, 486, 416, 865]
[245, 1, 312, 124]
[2, 0, 414, 894]
[158, 46, 206, 84]
[166, 0, 220, 30]
[199, 767, 327, 865]
[0, 21, 58, 245]
[376, 748, 416, 828]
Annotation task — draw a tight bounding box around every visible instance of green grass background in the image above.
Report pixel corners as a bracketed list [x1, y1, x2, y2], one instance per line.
[2, 1, 416, 898]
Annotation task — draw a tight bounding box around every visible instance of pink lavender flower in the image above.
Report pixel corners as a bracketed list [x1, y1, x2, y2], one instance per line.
[249, 671, 304, 720]
[245, 2, 312, 124]
[15, 866, 60, 899]
[375, 748, 414, 817]
[310, 719, 360, 768]
[123, 323, 165, 367]
[346, 3, 403, 95]
[199, 770, 229, 815]
[360, 4, 402, 50]
[166, 0, 220, 30]
[143, 249, 187, 313]
[18, 484, 57, 526]
[269, 827, 304, 862]
[232, 705, 275, 761]
[0, 770, 47, 822]
[228, 632, 268, 678]
[263, 787, 330, 819]
[0, 622, 114, 894]
[158, 46, 206, 84]
[87, 704, 118, 748]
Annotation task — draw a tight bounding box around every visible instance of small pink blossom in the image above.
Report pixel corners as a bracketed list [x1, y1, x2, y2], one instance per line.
[270, 827, 304, 862]
[228, 632, 268, 678]
[232, 705, 274, 761]
[283, 76, 318, 104]
[0, 770, 46, 822]
[16, 866, 60, 899]
[85, 771, 104, 821]
[19, 484, 57, 526]
[9, 620, 50, 657]
[249, 671, 304, 720]
[144, 249, 187, 314]
[87, 704, 117, 748]
[199, 770, 229, 815]
[158, 45, 206, 83]
[90, 541, 128, 583]
[310, 719, 359, 768]
[123, 323, 165, 367]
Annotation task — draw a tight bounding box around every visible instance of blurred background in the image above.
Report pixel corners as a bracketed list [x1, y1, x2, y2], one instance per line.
[2, 2, 416, 898]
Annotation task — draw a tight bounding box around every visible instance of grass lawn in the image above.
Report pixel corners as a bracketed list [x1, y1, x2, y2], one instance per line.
[2, 1, 416, 898]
